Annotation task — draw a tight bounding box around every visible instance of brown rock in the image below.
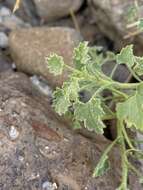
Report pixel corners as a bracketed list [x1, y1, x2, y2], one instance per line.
[88, 0, 143, 51]
[33, 0, 84, 22]
[9, 27, 82, 87]
[0, 71, 141, 189]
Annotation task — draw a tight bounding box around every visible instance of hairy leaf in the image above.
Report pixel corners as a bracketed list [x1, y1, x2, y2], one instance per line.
[93, 155, 110, 177]
[74, 98, 106, 133]
[73, 42, 90, 70]
[117, 83, 143, 131]
[53, 88, 71, 115]
[46, 54, 64, 75]
[116, 45, 135, 67]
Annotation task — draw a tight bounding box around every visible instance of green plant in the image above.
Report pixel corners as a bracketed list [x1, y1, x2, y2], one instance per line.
[46, 42, 143, 189]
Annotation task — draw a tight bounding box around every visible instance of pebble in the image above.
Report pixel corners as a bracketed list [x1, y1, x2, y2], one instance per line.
[42, 181, 57, 190]
[9, 125, 19, 140]
[0, 32, 8, 48]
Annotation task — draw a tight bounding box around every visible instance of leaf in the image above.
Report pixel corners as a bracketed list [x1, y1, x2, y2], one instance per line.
[74, 98, 106, 133]
[87, 46, 104, 72]
[73, 42, 90, 70]
[133, 56, 143, 76]
[93, 155, 110, 177]
[116, 45, 135, 67]
[116, 83, 143, 131]
[53, 88, 71, 115]
[62, 78, 80, 102]
[73, 120, 82, 129]
[52, 78, 80, 115]
[46, 54, 64, 76]
[13, 0, 21, 12]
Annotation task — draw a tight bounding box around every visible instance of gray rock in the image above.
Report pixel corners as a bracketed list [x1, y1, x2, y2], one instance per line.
[0, 71, 141, 189]
[88, 0, 143, 51]
[0, 32, 8, 48]
[9, 27, 82, 87]
[0, 6, 30, 30]
[33, 0, 84, 22]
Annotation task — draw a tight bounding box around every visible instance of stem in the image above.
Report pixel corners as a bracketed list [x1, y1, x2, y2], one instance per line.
[122, 126, 135, 149]
[127, 161, 142, 177]
[128, 66, 142, 82]
[117, 121, 129, 190]
[110, 63, 118, 78]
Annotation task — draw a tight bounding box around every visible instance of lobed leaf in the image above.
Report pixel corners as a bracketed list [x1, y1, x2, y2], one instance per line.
[52, 88, 71, 115]
[116, 45, 135, 67]
[73, 42, 90, 70]
[46, 54, 64, 76]
[116, 83, 143, 131]
[74, 98, 106, 133]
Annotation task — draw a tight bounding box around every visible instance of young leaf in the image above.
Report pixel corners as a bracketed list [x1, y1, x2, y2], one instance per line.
[93, 155, 110, 177]
[73, 42, 90, 70]
[46, 54, 64, 75]
[74, 98, 106, 133]
[116, 45, 135, 67]
[53, 88, 71, 115]
[116, 83, 143, 131]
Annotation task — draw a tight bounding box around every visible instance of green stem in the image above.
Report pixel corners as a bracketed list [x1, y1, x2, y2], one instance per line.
[127, 161, 142, 177]
[117, 121, 129, 190]
[110, 63, 118, 78]
[128, 66, 142, 82]
[122, 126, 135, 149]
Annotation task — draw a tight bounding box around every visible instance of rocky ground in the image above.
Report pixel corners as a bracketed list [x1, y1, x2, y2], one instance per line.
[0, 0, 143, 189]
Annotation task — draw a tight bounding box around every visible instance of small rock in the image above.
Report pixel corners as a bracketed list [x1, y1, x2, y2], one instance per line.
[0, 6, 30, 30]
[0, 32, 8, 48]
[9, 125, 19, 140]
[30, 75, 52, 97]
[34, 0, 84, 22]
[42, 181, 57, 190]
[9, 27, 82, 87]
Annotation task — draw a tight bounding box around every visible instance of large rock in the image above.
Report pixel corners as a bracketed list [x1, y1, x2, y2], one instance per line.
[0, 71, 128, 189]
[88, 0, 143, 52]
[9, 27, 82, 87]
[33, 0, 84, 22]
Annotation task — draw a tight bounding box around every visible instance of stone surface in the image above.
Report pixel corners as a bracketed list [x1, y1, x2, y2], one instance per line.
[0, 6, 30, 30]
[88, 0, 143, 51]
[4, 0, 39, 25]
[0, 71, 121, 189]
[33, 0, 84, 22]
[9, 27, 82, 87]
[0, 71, 141, 189]
[0, 51, 12, 72]
[0, 32, 8, 48]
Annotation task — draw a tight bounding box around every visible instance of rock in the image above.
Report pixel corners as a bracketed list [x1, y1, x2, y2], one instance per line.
[33, 0, 84, 22]
[0, 71, 141, 189]
[0, 6, 30, 30]
[9, 27, 82, 87]
[0, 32, 8, 48]
[0, 51, 12, 72]
[4, 0, 40, 25]
[88, 0, 143, 51]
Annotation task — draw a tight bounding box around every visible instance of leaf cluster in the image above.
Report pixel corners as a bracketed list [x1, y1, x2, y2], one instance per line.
[46, 42, 143, 189]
